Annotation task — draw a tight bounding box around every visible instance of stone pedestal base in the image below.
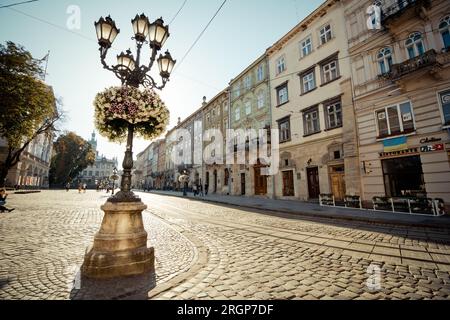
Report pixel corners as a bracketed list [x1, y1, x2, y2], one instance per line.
[81, 201, 154, 279]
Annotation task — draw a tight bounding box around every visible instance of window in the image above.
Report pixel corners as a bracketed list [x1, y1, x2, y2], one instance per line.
[319, 24, 332, 45]
[303, 107, 320, 136]
[377, 47, 393, 74]
[376, 101, 415, 138]
[405, 32, 425, 59]
[235, 107, 240, 121]
[321, 59, 339, 84]
[244, 75, 251, 90]
[234, 84, 240, 98]
[325, 100, 342, 129]
[206, 113, 210, 125]
[257, 64, 264, 81]
[439, 89, 450, 126]
[257, 91, 265, 109]
[276, 56, 286, 74]
[300, 36, 312, 57]
[439, 16, 450, 50]
[301, 70, 316, 94]
[278, 117, 291, 143]
[245, 101, 252, 115]
[276, 83, 289, 105]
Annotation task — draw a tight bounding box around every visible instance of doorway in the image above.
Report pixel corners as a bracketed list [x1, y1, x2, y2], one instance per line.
[282, 171, 295, 197]
[382, 155, 426, 197]
[241, 173, 246, 195]
[330, 166, 346, 201]
[307, 167, 320, 199]
[213, 170, 218, 193]
[254, 166, 267, 195]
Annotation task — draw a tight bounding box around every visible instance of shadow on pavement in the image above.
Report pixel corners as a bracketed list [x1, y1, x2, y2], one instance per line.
[69, 271, 156, 300]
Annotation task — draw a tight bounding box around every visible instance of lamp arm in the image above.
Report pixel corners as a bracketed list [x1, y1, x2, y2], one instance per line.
[147, 46, 159, 71]
[99, 47, 115, 72]
[142, 74, 167, 90]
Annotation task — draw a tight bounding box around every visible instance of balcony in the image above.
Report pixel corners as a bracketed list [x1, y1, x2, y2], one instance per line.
[381, 0, 431, 27]
[384, 49, 440, 81]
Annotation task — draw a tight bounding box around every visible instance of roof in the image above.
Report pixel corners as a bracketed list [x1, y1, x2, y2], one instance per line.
[266, 0, 339, 56]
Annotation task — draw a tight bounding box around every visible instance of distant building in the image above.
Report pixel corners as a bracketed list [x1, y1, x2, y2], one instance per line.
[0, 132, 54, 188]
[77, 131, 118, 188]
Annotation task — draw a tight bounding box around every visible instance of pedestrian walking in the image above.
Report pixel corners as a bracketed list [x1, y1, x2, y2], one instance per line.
[199, 184, 204, 197]
[204, 183, 209, 196]
[193, 184, 198, 197]
[65, 182, 70, 192]
[78, 183, 82, 194]
[0, 189, 15, 213]
[83, 183, 87, 193]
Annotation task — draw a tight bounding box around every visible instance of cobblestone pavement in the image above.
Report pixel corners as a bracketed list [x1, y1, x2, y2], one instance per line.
[1, 191, 450, 300]
[0, 191, 196, 300]
[136, 193, 450, 300]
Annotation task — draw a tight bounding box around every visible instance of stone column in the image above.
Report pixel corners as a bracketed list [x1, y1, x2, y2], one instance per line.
[81, 201, 154, 279]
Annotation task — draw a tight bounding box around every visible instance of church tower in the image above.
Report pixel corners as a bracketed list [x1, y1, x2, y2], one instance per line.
[89, 131, 98, 158]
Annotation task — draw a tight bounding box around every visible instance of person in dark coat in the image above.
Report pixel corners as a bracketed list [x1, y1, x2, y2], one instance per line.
[0, 189, 15, 213]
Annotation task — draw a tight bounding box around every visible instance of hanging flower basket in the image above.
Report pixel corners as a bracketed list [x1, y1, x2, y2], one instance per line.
[94, 86, 170, 142]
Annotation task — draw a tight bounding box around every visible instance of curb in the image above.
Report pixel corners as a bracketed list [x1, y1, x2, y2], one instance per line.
[146, 192, 450, 230]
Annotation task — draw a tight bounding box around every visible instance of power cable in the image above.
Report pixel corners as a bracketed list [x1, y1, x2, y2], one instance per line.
[168, 0, 188, 25]
[0, 0, 38, 9]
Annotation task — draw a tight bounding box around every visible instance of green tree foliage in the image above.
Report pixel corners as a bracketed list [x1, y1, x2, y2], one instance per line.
[49, 132, 96, 186]
[0, 41, 62, 187]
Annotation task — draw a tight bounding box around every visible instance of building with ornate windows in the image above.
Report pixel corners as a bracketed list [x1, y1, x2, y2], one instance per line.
[229, 54, 272, 197]
[202, 90, 230, 195]
[267, 0, 361, 201]
[0, 132, 54, 189]
[343, 0, 450, 208]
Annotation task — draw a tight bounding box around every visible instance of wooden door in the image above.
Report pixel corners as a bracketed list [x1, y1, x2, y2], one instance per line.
[307, 167, 320, 199]
[254, 167, 267, 195]
[282, 171, 295, 197]
[330, 173, 346, 201]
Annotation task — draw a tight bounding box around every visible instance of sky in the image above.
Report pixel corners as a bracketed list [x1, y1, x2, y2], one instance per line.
[0, 0, 324, 164]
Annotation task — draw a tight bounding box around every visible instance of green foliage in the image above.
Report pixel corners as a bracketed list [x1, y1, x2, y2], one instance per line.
[0, 41, 57, 149]
[49, 132, 96, 185]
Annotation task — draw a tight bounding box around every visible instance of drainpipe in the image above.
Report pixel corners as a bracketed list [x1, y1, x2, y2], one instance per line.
[266, 56, 276, 200]
[227, 87, 232, 196]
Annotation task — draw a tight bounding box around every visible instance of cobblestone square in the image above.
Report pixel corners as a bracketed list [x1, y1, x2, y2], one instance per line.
[0, 190, 449, 300]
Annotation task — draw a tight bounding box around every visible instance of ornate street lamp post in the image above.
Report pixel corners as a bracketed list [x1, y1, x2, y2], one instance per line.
[82, 13, 175, 279]
[94, 14, 175, 202]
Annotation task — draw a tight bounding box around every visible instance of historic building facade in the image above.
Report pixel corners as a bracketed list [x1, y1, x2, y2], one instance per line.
[0, 132, 54, 188]
[202, 90, 230, 195]
[78, 132, 118, 188]
[267, 0, 361, 201]
[343, 0, 450, 208]
[229, 54, 272, 197]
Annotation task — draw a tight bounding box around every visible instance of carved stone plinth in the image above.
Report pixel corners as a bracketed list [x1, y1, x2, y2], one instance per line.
[81, 201, 154, 279]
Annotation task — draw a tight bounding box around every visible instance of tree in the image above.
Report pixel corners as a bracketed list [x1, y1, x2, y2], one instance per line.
[0, 41, 63, 187]
[49, 132, 96, 186]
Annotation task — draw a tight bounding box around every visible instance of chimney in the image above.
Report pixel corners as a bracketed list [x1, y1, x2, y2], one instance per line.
[202, 96, 207, 107]
[177, 117, 181, 125]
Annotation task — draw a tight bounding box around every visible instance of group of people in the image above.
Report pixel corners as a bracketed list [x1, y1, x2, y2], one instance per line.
[65, 182, 87, 193]
[192, 183, 208, 197]
[0, 189, 15, 213]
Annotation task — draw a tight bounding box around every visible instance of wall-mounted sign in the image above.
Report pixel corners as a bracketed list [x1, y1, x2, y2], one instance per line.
[420, 144, 444, 153]
[420, 137, 442, 144]
[379, 148, 419, 159]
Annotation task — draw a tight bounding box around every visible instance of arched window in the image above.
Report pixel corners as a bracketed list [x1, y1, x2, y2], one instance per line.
[405, 32, 425, 59]
[439, 16, 450, 50]
[377, 47, 393, 74]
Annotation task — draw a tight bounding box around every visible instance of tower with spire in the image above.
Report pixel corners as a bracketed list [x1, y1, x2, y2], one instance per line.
[88, 131, 98, 158]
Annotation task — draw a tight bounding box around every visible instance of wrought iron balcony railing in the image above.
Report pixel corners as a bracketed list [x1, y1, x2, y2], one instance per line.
[385, 49, 438, 80]
[381, 0, 431, 24]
